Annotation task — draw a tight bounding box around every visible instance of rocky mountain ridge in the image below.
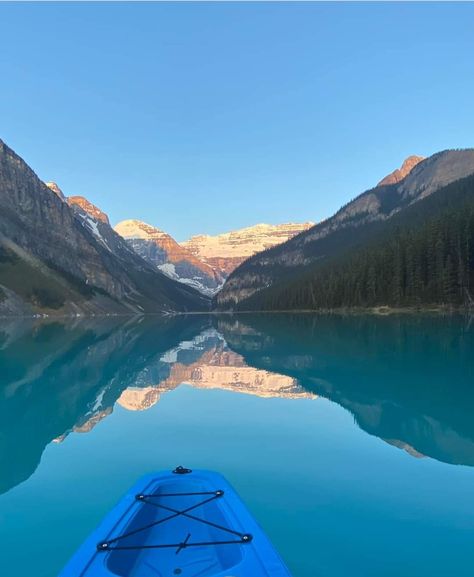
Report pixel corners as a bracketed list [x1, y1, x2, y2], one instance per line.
[114, 219, 224, 296]
[46, 182, 112, 227]
[114, 219, 313, 295]
[377, 155, 425, 186]
[44, 181, 66, 200]
[181, 222, 314, 276]
[68, 195, 110, 224]
[0, 138, 208, 316]
[216, 149, 474, 309]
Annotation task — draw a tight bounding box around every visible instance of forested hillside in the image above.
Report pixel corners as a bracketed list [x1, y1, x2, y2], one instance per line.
[216, 149, 474, 310]
[238, 174, 474, 310]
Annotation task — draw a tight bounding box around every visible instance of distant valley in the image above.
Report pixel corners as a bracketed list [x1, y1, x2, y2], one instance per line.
[114, 219, 313, 295]
[1, 135, 474, 316]
[0, 137, 310, 315]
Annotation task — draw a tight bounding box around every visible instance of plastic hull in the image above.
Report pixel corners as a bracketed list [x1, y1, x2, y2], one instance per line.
[59, 469, 293, 577]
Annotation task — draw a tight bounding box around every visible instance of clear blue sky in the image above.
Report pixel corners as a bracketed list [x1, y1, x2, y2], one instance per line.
[1, 2, 473, 240]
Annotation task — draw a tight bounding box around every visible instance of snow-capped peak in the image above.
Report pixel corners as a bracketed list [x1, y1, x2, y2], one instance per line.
[114, 219, 166, 240]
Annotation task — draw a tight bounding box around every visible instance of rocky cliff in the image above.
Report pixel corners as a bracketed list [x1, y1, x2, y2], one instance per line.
[115, 220, 313, 295]
[377, 155, 425, 186]
[0, 138, 209, 316]
[68, 195, 110, 224]
[44, 181, 66, 200]
[182, 222, 314, 276]
[115, 220, 224, 295]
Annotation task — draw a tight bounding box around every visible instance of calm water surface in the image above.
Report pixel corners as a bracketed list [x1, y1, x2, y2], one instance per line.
[1, 314, 474, 577]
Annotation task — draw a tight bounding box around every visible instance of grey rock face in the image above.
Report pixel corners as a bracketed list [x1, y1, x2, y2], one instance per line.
[115, 220, 223, 296]
[45, 181, 66, 201]
[0, 138, 209, 315]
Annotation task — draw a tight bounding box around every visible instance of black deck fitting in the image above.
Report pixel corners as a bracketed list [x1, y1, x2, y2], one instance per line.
[173, 466, 192, 475]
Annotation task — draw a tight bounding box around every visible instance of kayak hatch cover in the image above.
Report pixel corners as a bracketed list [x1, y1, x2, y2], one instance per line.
[59, 467, 293, 577]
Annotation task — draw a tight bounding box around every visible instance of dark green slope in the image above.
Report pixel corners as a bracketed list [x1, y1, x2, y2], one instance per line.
[243, 173, 474, 310]
[216, 149, 474, 310]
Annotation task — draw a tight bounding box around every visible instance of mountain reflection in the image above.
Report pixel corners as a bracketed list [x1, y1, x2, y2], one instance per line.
[218, 314, 474, 467]
[0, 315, 209, 495]
[1, 312, 473, 496]
[62, 328, 313, 431]
[0, 315, 311, 495]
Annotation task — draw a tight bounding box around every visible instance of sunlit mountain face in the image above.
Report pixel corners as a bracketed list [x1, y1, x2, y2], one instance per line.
[1, 313, 473, 498]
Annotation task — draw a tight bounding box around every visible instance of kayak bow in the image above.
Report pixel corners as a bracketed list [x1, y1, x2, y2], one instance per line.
[59, 467, 293, 577]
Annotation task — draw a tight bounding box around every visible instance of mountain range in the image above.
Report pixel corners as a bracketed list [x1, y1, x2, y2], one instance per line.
[0, 137, 313, 314]
[181, 222, 314, 276]
[114, 219, 224, 296]
[1, 135, 474, 315]
[114, 220, 313, 295]
[216, 150, 474, 310]
[0, 139, 208, 316]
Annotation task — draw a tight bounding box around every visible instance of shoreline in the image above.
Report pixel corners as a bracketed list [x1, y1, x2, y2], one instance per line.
[1, 304, 472, 320]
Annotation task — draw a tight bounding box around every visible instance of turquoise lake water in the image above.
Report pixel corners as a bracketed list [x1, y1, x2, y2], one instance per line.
[1, 313, 474, 577]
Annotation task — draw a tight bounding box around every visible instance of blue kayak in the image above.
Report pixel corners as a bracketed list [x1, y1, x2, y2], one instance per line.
[59, 467, 293, 577]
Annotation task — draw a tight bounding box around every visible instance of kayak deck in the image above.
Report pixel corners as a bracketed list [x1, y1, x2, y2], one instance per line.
[60, 467, 293, 577]
[105, 476, 246, 576]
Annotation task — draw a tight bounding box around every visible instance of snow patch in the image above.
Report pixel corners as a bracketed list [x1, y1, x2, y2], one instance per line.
[91, 388, 106, 412]
[78, 213, 111, 251]
[158, 263, 178, 278]
[160, 329, 224, 363]
[158, 262, 221, 296]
